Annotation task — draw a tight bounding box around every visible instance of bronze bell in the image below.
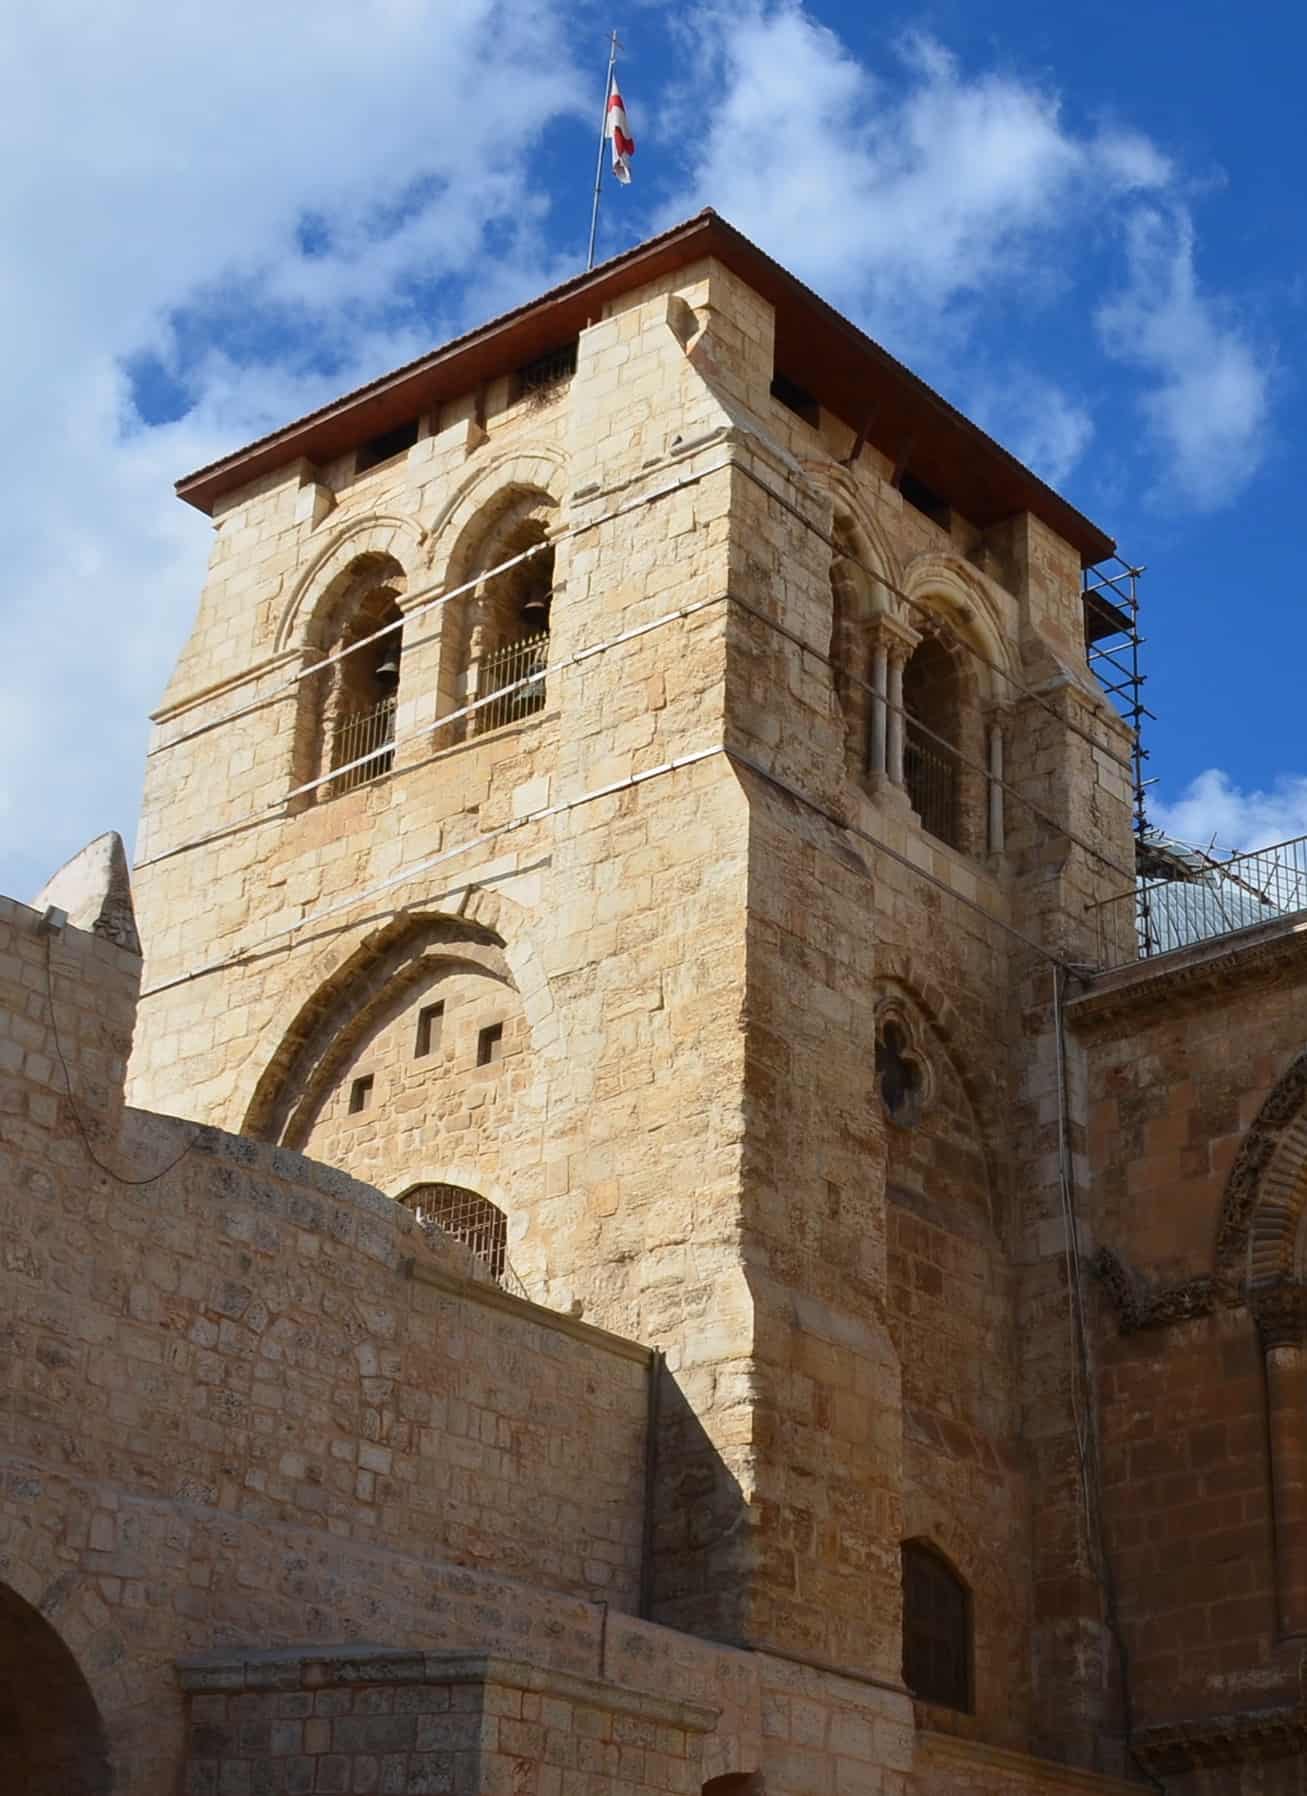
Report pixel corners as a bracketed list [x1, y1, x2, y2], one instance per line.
[374, 646, 401, 686]
[521, 588, 551, 628]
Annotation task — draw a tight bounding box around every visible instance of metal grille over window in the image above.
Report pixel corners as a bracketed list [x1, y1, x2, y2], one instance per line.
[904, 722, 961, 849]
[515, 340, 578, 400]
[902, 1542, 971, 1712]
[331, 693, 396, 795]
[401, 1183, 507, 1282]
[475, 631, 549, 735]
[902, 631, 964, 851]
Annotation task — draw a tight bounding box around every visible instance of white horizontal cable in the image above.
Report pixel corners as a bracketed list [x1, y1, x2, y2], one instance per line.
[725, 748, 1069, 969]
[134, 593, 726, 871]
[140, 731, 1073, 1004]
[150, 454, 737, 757]
[731, 458, 1136, 777]
[153, 442, 1129, 784]
[139, 744, 725, 999]
[727, 592, 1136, 885]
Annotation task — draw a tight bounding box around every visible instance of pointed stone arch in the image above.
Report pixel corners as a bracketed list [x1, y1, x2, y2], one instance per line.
[424, 449, 567, 738]
[425, 445, 568, 584]
[1215, 1043, 1307, 1293]
[0, 1519, 162, 1791]
[275, 512, 427, 651]
[807, 467, 901, 595]
[873, 962, 1002, 1231]
[899, 552, 1014, 704]
[241, 887, 559, 1146]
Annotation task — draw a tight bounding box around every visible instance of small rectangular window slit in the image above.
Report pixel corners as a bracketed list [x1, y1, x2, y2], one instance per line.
[349, 1074, 374, 1114]
[415, 1002, 445, 1058]
[477, 1023, 504, 1067]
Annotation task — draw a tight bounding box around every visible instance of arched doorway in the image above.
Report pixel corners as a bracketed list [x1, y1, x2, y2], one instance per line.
[0, 1581, 112, 1793]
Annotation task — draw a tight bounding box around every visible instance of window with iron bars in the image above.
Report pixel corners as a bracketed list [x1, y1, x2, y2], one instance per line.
[514, 340, 578, 401]
[902, 1541, 971, 1712]
[904, 720, 961, 850]
[330, 693, 396, 795]
[475, 631, 549, 735]
[400, 1183, 507, 1281]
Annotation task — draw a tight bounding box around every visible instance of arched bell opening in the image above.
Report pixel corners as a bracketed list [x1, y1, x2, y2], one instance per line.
[437, 493, 557, 742]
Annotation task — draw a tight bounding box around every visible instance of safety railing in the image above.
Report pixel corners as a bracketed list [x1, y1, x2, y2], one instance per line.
[330, 693, 396, 795]
[1086, 831, 1307, 969]
[475, 631, 549, 735]
[905, 721, 961, 850]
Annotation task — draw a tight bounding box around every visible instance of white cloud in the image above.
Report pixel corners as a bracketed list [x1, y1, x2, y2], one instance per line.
[1154, 769, 1307, 854]
[1095, 206, 1269, 509]
[1091, 128, 1173, 192]
[663, 10, 1087, 330]
[968, 377, 1095, 489]
[0, 0, 584, 899]
[0, 0, 1276, 901]
[661, 3, 1267, 510]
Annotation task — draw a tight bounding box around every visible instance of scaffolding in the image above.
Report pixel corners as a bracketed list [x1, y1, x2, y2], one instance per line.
[1082, 554, 1152, 842]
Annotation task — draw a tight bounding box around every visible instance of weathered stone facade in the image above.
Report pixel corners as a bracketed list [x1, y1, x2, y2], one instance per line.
[10, 212, 1307, 1792]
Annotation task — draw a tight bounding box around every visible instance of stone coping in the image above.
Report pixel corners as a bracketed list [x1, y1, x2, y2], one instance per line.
[121, 1107, 652, 1368]
[1132, 1705, 1307, 1773]
[404, 1256, 653, 1366]
[918, 1730, 1143, 1794]
[175, 1645, 718, 1734]
[1068, 912, 1307, 1032]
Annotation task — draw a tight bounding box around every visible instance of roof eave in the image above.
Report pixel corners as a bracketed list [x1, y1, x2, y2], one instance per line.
[175, 209, 1114, 567]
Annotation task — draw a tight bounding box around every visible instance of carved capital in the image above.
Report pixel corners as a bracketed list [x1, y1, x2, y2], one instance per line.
[1252, 1279, 1307, 1350]
[1093, 1246, 1220, 1334]
[868, 613, 920, 666]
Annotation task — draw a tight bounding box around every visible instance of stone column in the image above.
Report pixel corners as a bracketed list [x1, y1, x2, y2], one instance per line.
[869, 638, 889, 778]
[868, 617, 918, 792]
[1255, 1286, 1307, 1638]
[987, 713, 1006, 855]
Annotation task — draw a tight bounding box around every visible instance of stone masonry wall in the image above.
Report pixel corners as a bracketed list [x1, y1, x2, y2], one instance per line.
[0, 895, 650, 1792]
[177, 1647, 718, 1796]
[127, 243, 1139, 1768]
[1, 886, 1144, 1796]
[1071, 933, 1307, 1747]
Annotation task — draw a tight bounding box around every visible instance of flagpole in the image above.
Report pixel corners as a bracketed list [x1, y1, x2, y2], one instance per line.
[586, 31, 620, 272]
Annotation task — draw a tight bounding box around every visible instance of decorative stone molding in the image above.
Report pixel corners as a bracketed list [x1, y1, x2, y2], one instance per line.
[866, 613, 920, 660]
[874, 997, 934, 1129]
[1251, 1279, 1307, 1350]
[918, 1729, 1143, 1794]
[898, 550, 1015, 705]
[813, 471, 902, 591]
[1092, 1247, 1220, 1334]
[1217, 1046, 1307, 1287]
[275, 513, 426, 650]
[1065, 914, 1307, 1036]
[427, 445, 568, 584]
[1132, 1705, 1307, 1774]
[176, 1646, 716, 1732]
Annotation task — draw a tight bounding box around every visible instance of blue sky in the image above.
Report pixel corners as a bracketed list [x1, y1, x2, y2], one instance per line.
[5, 0, 1304, 899]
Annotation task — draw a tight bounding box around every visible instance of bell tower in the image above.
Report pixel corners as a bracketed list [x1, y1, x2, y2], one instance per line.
[130, 213, 1134, 1762]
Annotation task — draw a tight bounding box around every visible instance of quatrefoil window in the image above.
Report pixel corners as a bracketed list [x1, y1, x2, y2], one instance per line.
[877, 1019, 925, 1128]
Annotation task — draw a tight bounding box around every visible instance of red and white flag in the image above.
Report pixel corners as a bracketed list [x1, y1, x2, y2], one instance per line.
[607, 82, 635, 184]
